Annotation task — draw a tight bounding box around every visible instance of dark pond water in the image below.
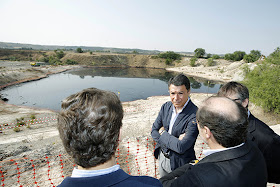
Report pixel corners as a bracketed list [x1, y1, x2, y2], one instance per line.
[1, 67, 222, 111]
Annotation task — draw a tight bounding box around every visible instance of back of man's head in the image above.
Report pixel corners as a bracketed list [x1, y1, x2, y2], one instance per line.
[217, 81, 249, 102]
[197, 96, 248, 148]
[168, 73, 190, 90]
[58, 88, 123, 168]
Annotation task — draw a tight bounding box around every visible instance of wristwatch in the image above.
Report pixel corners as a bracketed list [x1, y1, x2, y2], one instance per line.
[159, 129, 165, 135]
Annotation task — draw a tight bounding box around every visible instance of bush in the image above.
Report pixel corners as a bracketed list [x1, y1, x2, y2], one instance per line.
[224, 53, 235, 61]
[243, 54, 255, 63]
[9, 56, 17, 61]
[76, 48, 83, 53]
[225, 51, 246, 61]
[13, 126, 20, 132]
[207, 58, 214, 66]
[65, 59, 78, 65]
[233, 51, 246, 61]
[48, 56, 62, 65]
[212, 54, 220, 59]
[194, 48, 205, 58]
[190, 57, 197, 67]
[165, 58, 172, 65]
[194, 48, 206, 58]
[55, 50, 65, 59]
[16, 118, 25, 126]
[206, 53, 212, 59]
[242, 62, 280, 114]
[39, 56, 49, 62]
[266, 47, 280, 65]
[243, 50, 261, 63]
[158, 51, 181, 60]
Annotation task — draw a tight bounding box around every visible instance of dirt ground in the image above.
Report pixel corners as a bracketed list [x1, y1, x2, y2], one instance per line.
[0, 60, 279, 186]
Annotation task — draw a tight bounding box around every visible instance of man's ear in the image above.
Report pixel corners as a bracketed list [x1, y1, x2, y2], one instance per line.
[242, 98, 249, 108]
[204, 126, 211, 139]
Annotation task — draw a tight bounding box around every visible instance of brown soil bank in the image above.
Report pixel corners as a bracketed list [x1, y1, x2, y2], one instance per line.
[0, 49, 189, 69]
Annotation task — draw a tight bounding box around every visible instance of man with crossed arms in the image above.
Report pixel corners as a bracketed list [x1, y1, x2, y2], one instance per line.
[151, 74, 198, 177]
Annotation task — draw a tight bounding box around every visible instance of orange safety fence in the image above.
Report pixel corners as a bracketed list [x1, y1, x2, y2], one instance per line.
[0, 137, 207, 187]
[0, 104, 207, 186]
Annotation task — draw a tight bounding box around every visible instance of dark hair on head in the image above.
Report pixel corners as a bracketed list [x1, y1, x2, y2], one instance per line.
[57, 88, 123, 168]
[196, 96, 248, 148]
[217, 81, 249, 102]
[168, 73, 190, 90]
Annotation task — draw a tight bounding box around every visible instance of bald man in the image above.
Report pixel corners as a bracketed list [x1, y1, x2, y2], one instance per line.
[160, 97, 267, 187]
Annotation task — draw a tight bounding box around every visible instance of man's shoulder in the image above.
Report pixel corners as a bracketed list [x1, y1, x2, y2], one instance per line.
[188, 142, 267, 185]
[187, 99, 198, 109]
[125, 175, 162, 186]
[182, 99, 197, 114]
[58, 169, 162, 187]
[249, 113, 277, 135]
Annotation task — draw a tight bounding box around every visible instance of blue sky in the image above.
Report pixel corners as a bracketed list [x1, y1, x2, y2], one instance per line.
[0, 0, 279, 55]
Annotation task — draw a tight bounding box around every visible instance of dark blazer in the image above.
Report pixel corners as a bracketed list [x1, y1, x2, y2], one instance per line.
[160, 141, 267, 187]
[58, 168, 162, 187]
[248, 114, 280, 183]
[151, 100, 198, 171]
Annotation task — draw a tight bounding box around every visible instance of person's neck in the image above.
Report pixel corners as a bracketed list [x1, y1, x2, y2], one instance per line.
[175, 107, 182, 114]
[77, 156, 116, 170]
[207, 139, 225, 150]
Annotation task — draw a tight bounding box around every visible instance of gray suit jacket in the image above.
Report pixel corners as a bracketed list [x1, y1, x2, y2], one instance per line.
[160, 141, 267, 187]
[151, 100, 198, 171]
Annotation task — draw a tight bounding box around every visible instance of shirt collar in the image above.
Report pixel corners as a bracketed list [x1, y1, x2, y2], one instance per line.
[203, 143, 245, 157]
[71, 164, 120, 178]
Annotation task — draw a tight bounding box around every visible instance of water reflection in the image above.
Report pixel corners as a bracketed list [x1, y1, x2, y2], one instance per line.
[1, 67, 221, 111]
[68, 67, 176, 83]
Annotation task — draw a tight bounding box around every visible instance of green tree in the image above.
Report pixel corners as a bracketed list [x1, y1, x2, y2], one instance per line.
[194, 48, 206, 58]
[206, 53, 212, 59]
[132, 50, 139, 54]
[212, 54, 220, 59]
[225, 51, 246, 61]
[224, 53, 235, 61]
[158, 51, 181, 60]
[243, 50, 261, 63]
[76, 48, 83, 53]
[39, 56, 49, 62]
[190, 57, 197, 67]
[55, 50, 65, 59]
[243, 54, 255, 63]
[207, 58, 214, 66]
[242, 48, 280, 113]
[48, 55, 61, 65]
[65, 59, 78, 65]
[243, 62, 280, 113]
[233, 51, 246, 61]
[250, 50, 261, 59]
[266, 47, 280, 65]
